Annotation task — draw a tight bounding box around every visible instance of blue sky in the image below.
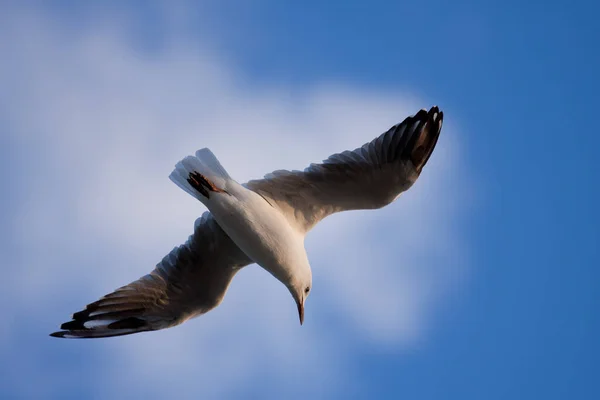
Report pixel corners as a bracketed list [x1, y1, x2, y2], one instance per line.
[1, 1, 598, 399]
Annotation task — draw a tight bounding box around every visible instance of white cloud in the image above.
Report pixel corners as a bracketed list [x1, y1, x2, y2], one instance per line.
[1, 5, 472, 398]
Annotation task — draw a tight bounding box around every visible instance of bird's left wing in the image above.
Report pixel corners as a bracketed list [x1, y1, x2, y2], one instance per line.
[50, 212, 252, 338]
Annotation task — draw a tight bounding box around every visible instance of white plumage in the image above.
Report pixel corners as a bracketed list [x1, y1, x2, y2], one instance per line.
[51, 106, 443, 338]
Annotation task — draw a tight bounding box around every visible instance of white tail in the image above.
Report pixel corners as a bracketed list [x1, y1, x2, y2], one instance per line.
[169, 148, 232, 201]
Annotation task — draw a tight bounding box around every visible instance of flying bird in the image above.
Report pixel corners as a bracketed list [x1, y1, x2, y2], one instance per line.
[50, 106, 443, 338]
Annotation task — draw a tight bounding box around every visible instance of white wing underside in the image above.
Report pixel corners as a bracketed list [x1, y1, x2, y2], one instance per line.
[51, 106, 443, 338]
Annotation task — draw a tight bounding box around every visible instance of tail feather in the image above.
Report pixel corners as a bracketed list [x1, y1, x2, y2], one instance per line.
[171, 157, 206, 201]
[169, 148, 232, 201]
[194, 148, 231, 181]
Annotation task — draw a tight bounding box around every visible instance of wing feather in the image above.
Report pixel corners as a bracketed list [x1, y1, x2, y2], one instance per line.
[50, 212, 252, 338]
[245, 106, 443, 233]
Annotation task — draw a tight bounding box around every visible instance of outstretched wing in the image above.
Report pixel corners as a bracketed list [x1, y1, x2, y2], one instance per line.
[245, 106, 443, 234]
[50, 212, 252, 338]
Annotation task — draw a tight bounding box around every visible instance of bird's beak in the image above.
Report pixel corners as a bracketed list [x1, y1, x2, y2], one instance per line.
[297, 300, 304, 325]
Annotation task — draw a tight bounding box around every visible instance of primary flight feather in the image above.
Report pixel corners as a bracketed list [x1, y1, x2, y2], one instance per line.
[51, 106, 443, 338]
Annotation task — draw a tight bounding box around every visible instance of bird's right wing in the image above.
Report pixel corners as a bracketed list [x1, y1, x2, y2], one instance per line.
[245, 106, 443, 234]
[50, 212, 252, 338]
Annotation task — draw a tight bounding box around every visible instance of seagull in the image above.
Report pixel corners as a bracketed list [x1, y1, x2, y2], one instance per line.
[50, 106, 443, 338]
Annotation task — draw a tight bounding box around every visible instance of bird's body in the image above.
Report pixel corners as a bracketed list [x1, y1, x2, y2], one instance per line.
[51, 106, 443, 338]
[172, 151, 313, 305]
[206, 181, 310, 288]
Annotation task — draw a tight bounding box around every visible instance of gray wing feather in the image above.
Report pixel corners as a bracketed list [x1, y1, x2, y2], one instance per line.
[245, 106, 443, 233]
[50, 212, 252, 338]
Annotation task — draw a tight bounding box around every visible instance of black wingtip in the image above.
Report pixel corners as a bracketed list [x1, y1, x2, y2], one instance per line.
[405, 106, 443, 172]
[50, 315, 153, 339]
[50, 319, 85, 338]
[60, 320, 84, 330]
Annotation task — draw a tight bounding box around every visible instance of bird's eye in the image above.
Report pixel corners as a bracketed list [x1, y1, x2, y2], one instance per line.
[305, 287, 310, 294]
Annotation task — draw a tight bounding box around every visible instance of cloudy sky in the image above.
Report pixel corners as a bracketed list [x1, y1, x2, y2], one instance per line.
[1, 1, 598, 399]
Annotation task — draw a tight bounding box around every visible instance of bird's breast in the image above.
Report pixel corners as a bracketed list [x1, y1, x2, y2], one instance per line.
[204, 181, 307, 281]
